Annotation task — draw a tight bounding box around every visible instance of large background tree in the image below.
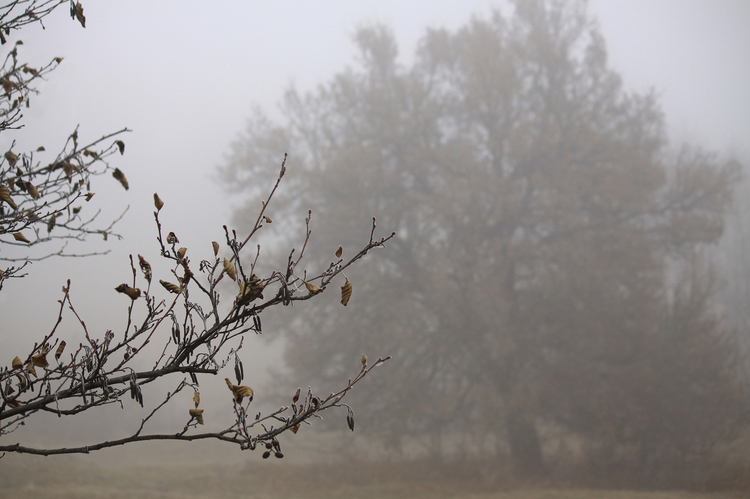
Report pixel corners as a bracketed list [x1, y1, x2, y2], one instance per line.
[221, 0, 748, 486]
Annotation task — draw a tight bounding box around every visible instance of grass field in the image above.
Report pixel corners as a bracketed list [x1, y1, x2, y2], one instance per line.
[0, 450, 745, 499]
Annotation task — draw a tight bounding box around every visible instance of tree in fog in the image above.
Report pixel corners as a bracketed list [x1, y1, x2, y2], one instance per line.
[1, 1, 391, 457]
[222, 0, 747, 481]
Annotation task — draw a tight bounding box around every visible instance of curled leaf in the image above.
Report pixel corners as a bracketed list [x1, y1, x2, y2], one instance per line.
[290, 423, 301, 434]
[26, 183, 39, 199]
[223, 258, 236, 281]
[166, 231, 178, 244]
[154, 193, 164, 211]
[138, 254, 152, 282]
[115, 283, 141, 300]
[12, 356, 22, 370]
[159, 279, 181, 294]
[4, 151, 17, 167]
[12, 232, 30, 243]
[361, 354, 367, 366]
[115, 140, 125, 155]
[31, 349, 48, 368]
[212, 241, 219, 256]
[237, 275, 264, 304]
[335, 246, 343, 259]
[193, 392, 200, 408]
[177, 247, 187, 261]
[292, 388, 300, 404]
[189, 408, 204, 425]
[225, 378, 253, 404]
[0, 184, 17, 209]
[341, 279, 352, 306]
[85, 192, 95, 201]
[73, 2, 86, 28]
[112, 168, 128, 190]
[263, 215, 272, 223]
[55, 341, 66, 361]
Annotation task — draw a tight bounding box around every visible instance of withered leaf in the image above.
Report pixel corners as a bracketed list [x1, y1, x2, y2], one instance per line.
[12, 356, 22, 370]
[115, 283, 141, 300]
[237, 275, 264, 304]
[177, 247, 187, 261]
[112, 168, 128, 190]
[335, 246, 343, 259]
[290, 424, 301, 434]
[138, 254, 152, 282]
[36, 146, 45, 152]
[303, 280, 321, 295]
[223, 258, 236, 281]
[31, 349, 48, 368]
[160, 280, 181, 294]
[292, 388, 300, 404]
[212, 241, 219, 256]
[47, 213, 56, 233]
[73, 2, 85, 28]
[12, 232, 30, 243]
[189, 408, 204, 425]
[55, 341, 66, 361]
[26, 183, 39, 199]
[85, 192, 95, 201]
[225, 378, 253, 404]
[166, 231, 178, 244]
[115, 140, 125, 155]
[361, 354, 367, 366]
[263, 215, 272, 223]
[4, 151, 17, 167]
[0, 184, 17, 209]
[193, 391, 200, 408]
[154, 193, 164, 211]
[341, 279, 352, 306]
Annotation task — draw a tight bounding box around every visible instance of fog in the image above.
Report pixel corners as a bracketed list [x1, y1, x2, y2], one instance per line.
[1, 0, 749, 492]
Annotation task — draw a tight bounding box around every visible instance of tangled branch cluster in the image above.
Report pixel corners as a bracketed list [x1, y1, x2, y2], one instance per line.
[0, 156, 393, 456]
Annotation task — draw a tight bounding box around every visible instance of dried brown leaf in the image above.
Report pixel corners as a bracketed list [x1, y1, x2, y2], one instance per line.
[154, 193, 164, 211]
[223, 258, 236, 281]
[12, 232, 30, 243]
[225, 378, 254, 403]
[341, 278, 352, 306]
[160, 280, 181, 294]
[115, 283, 141, 300]
[26, 183, 39, 199]
[138, 254, 152, 282]
[303, 280, 321, 295]
[74, 2, 86, 28]
[212, 241, 219, 256]
[0, 184, 17, 209]
[55, 341, 66, 361]
[112, 168, 128, 190]
[189, 408, 204, 425]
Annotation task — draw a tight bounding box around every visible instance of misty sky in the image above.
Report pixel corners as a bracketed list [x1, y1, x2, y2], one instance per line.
[1, 0, 749, 400]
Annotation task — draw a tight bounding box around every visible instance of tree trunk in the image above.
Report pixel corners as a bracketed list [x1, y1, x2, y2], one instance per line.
[505, 410, 545, 476]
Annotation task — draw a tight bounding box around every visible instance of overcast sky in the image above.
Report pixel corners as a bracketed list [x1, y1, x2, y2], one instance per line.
[1, 0, 749, 444]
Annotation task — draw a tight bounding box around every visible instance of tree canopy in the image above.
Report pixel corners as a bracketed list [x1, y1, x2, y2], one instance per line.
[221, 0, 747, 485]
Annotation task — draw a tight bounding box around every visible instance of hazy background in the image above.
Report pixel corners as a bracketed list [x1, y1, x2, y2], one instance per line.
[1, 0, 749, 477]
